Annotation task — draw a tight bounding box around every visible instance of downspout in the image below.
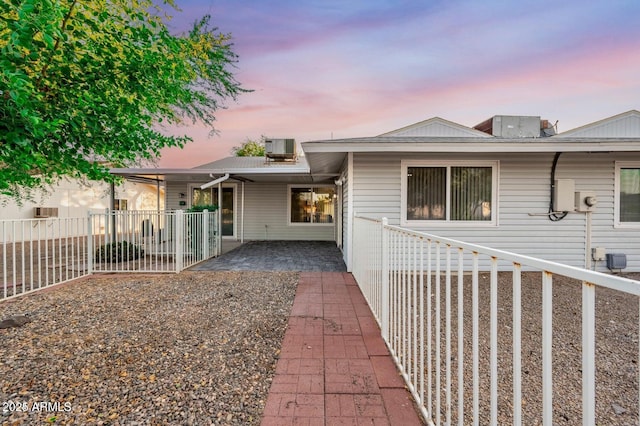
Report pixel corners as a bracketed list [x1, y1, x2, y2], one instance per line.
[200, 173, 229, 190]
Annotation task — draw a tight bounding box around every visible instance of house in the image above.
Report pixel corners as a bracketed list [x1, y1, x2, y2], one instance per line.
[111, 110, 640, 272]
[0, 178, 164, 221]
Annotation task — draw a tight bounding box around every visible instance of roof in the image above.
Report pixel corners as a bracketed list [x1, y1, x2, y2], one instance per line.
[302, 110, 640, 176]
[555, 110, 640, 138]
[378, 116, 492, 138]
[110, 156, 337, 184]
[111, 110, 640, 183]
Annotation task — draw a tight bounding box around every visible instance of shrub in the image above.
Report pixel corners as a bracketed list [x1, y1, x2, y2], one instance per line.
[95, 241, 144, 263]
[187, 204, 218, 212]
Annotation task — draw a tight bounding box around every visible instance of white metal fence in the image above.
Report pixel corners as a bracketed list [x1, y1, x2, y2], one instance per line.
[88, 210, 219, 273]
[1, 210, 219, 301]
[353, 215, 640, 426]
[1, 217, 89, 300]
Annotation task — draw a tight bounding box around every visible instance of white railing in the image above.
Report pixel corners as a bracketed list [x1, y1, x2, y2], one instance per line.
[1, 217, 90, 300]
[353, 215, 640, 426]
[88, 210, 218, 273]
[1, 210, 219, 301]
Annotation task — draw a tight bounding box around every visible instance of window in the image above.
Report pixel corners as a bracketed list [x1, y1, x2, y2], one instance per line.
[616, 162, 640, 226]
[289, 186, 335, 225]
[402, 161, 497, 225]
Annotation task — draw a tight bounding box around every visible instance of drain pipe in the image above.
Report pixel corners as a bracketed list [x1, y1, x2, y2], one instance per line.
[200, 173, 229, 190]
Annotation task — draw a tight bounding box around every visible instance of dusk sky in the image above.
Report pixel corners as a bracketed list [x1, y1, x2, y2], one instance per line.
[158, 0, 640, 167]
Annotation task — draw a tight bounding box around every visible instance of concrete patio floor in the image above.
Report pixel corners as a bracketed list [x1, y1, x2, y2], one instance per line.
[190, 241, 347, 272]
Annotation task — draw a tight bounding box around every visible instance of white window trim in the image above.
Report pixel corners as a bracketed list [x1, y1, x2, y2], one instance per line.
[614, 161, 640, 228]
[287, 184, 336, 227]
[188, 183, 238, 238]
[400, 160, 499, 227]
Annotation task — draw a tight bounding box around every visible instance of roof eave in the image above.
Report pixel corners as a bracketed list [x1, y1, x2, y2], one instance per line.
[303, 139, 640, 153]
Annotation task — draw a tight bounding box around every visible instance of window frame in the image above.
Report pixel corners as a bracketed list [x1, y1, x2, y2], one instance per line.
[614, 161, 640, 228]
[401, 160, 499, 227]
[287, 184, 336, 226]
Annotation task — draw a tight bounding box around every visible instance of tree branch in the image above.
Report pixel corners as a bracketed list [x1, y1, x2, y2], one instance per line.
[35, 0, 78, 89]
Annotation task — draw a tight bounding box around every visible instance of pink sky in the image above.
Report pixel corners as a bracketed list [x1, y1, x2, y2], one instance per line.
[157, 0, 640, 168]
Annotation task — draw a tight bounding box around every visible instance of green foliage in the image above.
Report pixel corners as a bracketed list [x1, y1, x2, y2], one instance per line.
[95, 241, 143, 263]
[232, 137, 265, 157]
[186, 204, 218, 212]
[0, 0, 247, 199]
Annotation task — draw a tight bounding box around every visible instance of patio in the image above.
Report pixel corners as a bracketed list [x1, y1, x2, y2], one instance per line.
[190, 240, 347, 272]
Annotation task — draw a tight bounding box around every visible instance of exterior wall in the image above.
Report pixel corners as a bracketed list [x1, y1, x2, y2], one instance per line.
[0, 180, 163, 220]
[165, 181, 335, 241]
[350, 151, 640, 272]
[165, 181, 188, 211]
[242, 183, 334, 241]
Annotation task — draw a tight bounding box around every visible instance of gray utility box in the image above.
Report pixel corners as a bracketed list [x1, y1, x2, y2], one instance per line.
[606, 253, 627, 271]
[491, 115, 541, 138]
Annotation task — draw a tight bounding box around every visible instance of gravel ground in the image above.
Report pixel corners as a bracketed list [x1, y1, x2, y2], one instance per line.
[0, 271, 298, 425]
[427, 271, 640, 426]
[2, 270, 639, 425]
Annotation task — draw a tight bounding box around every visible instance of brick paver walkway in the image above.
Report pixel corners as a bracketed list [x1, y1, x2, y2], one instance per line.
[261, 272, 424, 425]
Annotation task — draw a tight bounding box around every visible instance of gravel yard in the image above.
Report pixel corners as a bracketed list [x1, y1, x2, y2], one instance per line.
[1, 269, 639, 425]
[0, 271, 298, 425]
[436, 272, 640, 426]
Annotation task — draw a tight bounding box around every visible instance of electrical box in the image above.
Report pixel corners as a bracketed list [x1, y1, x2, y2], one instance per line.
[575, 191, 597, 212]
[553, 179, 575, 212]
[592, 247, 606, 261]
[606, 253, 627, 271]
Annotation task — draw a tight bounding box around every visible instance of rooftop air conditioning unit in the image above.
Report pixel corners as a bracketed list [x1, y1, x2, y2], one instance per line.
[34, 207, 59, 218]
[265, 138, 296, 160]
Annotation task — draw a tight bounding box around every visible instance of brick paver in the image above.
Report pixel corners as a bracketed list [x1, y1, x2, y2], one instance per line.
[262, 272, 424, 425]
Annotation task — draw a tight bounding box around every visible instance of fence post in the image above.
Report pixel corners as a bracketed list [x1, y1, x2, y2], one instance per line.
[202, 210, 210, 260]
[381, 217, 389, 341]
[87, 212, 93, 275]
[175, 210, 184, 272]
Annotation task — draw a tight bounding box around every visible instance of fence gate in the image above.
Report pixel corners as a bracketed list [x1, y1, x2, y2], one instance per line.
[88, 210, 219, 273]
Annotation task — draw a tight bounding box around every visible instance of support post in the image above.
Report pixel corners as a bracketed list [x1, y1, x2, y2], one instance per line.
[202, 210, 210, 260]
[381, 217, 389, 341]
[87, 212, 93, 275]
[175, 210, 184, 272]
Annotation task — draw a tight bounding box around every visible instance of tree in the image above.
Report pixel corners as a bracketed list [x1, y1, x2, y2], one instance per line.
[232, 137, 265, 157]
[0, 0, 247, 199]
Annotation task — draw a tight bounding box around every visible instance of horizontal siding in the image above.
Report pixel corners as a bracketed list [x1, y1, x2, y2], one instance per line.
[165, 182, 188, 211]
[352, 151, 640, 271]
[242, 183, 335, 241]
[166, 182, 335, 241]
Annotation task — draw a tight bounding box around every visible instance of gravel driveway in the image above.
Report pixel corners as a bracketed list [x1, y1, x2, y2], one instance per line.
[0, 271, 297, 425]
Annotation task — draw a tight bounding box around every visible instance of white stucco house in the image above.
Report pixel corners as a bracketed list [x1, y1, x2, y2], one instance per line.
[0, 179, 164, 221]
[111, 110, 640, 272]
